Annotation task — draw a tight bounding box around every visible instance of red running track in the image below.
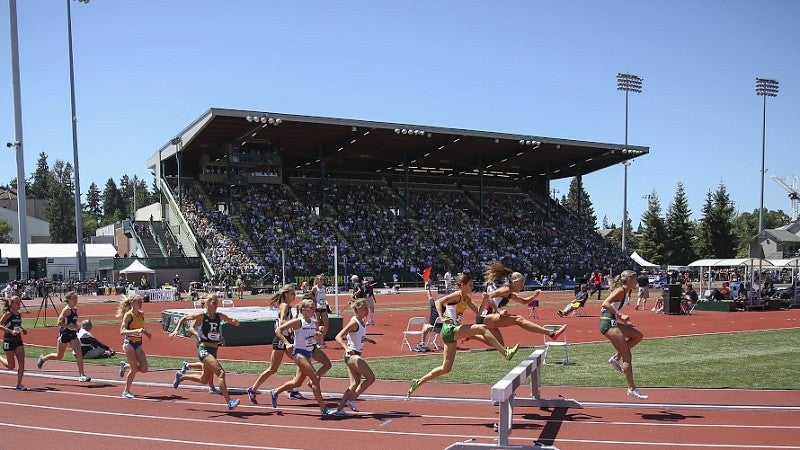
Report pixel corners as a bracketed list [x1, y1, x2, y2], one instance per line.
[5, 291, 800, 449]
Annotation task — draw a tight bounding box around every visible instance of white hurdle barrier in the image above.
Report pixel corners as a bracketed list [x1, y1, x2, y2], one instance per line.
[445, 348, 582, 450]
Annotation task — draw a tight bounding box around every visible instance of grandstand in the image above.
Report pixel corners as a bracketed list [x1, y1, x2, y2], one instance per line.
[146, 108, 649, 287]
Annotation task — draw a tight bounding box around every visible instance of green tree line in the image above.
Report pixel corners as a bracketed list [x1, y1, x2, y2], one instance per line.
[561, 177, 791, 265]
[1, 152, 157, 243]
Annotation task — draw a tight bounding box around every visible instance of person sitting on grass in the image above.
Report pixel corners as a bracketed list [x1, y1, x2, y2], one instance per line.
[76, 319, 116, 359]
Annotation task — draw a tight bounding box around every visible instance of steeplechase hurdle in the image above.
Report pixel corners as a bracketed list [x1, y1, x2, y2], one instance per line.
[445, 349, 582, 450]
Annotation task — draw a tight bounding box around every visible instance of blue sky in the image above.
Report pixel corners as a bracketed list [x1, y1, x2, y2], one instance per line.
[1, 1, 798, 228]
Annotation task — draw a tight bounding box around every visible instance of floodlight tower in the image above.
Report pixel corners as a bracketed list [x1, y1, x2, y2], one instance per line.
[617, 72, 643, 255]
[68, 0, 92, 280]
[755, 77, 779, 235]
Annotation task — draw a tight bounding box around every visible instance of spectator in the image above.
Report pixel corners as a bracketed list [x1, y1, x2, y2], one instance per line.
[363, 278, 377, 325]
[77, 319, 116, 359]
[635, 271, 650, 310]
[558, 284, 589, 317]
[681, 283, 698, 314]
[711, 281, 732, 300]
[589, 270, 605, 300]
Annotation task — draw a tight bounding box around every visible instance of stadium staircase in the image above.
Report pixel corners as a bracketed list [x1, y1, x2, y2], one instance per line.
[136, 221, 163, 257]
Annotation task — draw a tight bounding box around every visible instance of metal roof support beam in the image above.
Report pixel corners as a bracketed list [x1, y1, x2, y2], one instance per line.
[479, 162, 485, 224]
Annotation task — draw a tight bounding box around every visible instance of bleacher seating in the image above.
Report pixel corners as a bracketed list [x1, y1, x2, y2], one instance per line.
[175, 179, 632, 284]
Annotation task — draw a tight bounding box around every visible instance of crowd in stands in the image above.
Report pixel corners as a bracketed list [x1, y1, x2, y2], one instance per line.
[176, 180, 631, 284]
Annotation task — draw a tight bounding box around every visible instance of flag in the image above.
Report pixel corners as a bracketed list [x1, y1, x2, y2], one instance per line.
[422, 266, 432, 282]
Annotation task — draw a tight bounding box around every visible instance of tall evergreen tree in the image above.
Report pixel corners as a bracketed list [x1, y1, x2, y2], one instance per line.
[150, 176, 161, 204]
[45, 160, 76, 243]
[696, 184, 737, 258]
[636, 190, 668, 264]
[563, 176, 597, 229]
[28, 152, 52, 199]
[85, 182, 102, 222]
[665, 182, 696, 264]
[102, 178, 124, 224]
[129, 175, 151, 216]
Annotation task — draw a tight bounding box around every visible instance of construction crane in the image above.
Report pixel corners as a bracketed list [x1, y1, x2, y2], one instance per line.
[771, 174, 800, 222]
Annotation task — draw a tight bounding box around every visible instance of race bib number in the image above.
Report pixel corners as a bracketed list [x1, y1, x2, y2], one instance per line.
[2, 342, 8, 351]
[198, 346, 210, 359]
[306, 338, 316, 347]
[610, 319, 617, 328]
[207, 332, 221, 341]
[13, 326, 22, 334]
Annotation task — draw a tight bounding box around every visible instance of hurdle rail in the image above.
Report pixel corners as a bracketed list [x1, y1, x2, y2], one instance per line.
[445, 348, 582, 450]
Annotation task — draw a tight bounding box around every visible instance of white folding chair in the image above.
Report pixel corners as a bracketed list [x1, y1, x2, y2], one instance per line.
[571, 307, 587, 317]
[542, 324, 571, 365]
[401, 317, 427, 351]
[427, 317, 443, 350]
[570, 301, 587, 317]
[221, 299, 235, 308]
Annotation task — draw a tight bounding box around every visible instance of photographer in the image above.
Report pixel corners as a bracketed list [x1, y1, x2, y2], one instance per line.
[77, 319, 116, 359]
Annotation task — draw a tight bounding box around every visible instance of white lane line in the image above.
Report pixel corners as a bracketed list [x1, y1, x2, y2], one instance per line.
[0, 423, 300, 449]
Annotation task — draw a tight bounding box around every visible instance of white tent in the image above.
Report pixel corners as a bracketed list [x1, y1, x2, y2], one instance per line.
[630, 252, 659, 268]
[119, 259, 157, 288]
[119, 259, 154, 274]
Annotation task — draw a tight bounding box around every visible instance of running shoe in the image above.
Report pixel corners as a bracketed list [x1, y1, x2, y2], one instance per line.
[180, 361, 190, 374]
[346, 400, 359, 412]
[608, 356, 623, 373]
[557, 310, 564, 317]
[321, 407, 335, 416]
[550, 325, 567, 340]
[246, 387, 258, 404]
[627, 388, 649, 400]
[208, 387, 221, 395]
[122, 391, 135, 399]
[78, 375, 91, 382]
[269, 389, 278, 408]
[228, 399, 240, 411]
[172, 371, 182, 389]
[333, 408, 350, 417]
[37, 355, 44, 369]
[407, 379, 420, 399]
[119, 360, 126, 378]
[416, 343, 429, 352]
[505, 343, 521, 361]
[15, 384, 27, 391]
[287, 390, 307, 400]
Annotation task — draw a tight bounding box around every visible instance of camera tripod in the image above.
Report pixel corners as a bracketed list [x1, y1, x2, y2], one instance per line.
[33, 292, 59, 328]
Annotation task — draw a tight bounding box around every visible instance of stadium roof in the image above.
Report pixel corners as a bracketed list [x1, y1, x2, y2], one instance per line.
[148, 108, 649, 187]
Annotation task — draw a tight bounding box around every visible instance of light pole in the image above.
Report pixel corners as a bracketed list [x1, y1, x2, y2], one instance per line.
[7, 0, 30, 280]
[617, 72, 643, 255]
[755, 77, 779, 235]
[67, 0, 90, 281]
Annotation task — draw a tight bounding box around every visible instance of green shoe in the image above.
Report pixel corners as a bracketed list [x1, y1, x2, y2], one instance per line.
[407, 379, 420, 399]
[505, 343, 520, 361]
